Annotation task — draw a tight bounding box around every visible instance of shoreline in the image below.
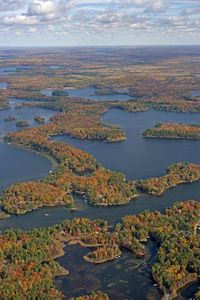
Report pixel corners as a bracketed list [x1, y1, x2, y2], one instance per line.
[161, 278, 199, 300]
[4, 140, 58, 171]
[138, 178, 200, 196]
[83, 254, 119, 264]
[143, 134, 200, 140]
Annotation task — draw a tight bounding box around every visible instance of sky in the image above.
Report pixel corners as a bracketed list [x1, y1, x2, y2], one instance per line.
[0, 0, 200, 46]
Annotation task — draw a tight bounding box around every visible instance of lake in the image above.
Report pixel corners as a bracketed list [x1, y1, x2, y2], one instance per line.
[0, 80, 200, 299]
[53, 108, 200, 179]
[40, 86, 133, 101]
[0, 97, 57, 192]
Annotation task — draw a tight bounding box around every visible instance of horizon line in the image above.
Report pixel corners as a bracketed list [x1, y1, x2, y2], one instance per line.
[0, 44, 200, 48]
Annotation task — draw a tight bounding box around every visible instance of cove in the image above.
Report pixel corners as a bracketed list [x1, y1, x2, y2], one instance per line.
[53, 108, 200, 179]
[54, 241, 163, 300]
[0, 98, 57, 192]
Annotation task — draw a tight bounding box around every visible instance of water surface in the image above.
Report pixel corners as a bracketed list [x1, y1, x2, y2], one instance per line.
[0, 79, 199, 299]
[53, 109, 200, 179]
[54, 242, 162, 300]
[0, 98, 57, 192]
[191, 91, 200, 96]
[41, 87, 133, 102]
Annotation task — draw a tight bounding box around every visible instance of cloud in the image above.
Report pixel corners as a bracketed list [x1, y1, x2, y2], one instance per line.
[3, 15, 40, 25]
[145, 0, 172, 13]
[27, 0, 73, 16]
[2, 0, 73, 26]
[124, 0, 172, 13]
[29, 27, 37, 32]
[1, 0, 200, 45]
[0, 0, 25, 11]
[27, 0, 56, 16]
[181, 7, 200, 16]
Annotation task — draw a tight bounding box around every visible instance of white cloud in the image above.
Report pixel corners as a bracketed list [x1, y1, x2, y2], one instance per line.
[0, 0, 200, 45]
[145, 0, 172, 13]
[0, 0, 25, 11]
[3, 15, 39, 25]
[181, 7, 200, 16]
[126, 0, 172, 13]
[27, 0, 57, 16]
[29, 27, 37, 32]
[2, 0, 73, 26]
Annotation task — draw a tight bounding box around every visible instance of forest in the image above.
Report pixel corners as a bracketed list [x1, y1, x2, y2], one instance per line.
[0, 47, 200, 299]
[0, 201, 199, 299]
[34, 115, 45, 124]
[137, 162, 200, 195]
[0, 47, 200, 113]
[143, 123, 200, 140]
[1, 107, 137, 214]
[15, 120, 30, 127]
[74, 290, 109, 300]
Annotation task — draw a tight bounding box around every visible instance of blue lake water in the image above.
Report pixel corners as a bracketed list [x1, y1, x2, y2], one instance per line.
[0, 98, 57, 192]
[191, 91, 200, 96]
[0, 82, 8, 89]
[53, 109, 200, 180]
[40, 87, 133, 101]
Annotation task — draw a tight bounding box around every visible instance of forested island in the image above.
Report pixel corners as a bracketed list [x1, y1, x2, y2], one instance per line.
[143, 123, 200, 140]
[4, 115, 16, 121]
[16, 120, 30, 127]
[83, 245, 121, 263]
[137, 162, 200, 195]
[34, 115, 45, 123]
[0, 89, 10, 110]
[52, 90, 69, 97]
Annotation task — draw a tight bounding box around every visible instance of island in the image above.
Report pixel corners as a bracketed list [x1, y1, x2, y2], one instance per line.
[0, 91, 10, 110]
[52, 90, 69, 96]
[34, 115, 45, 123]
[143, 123, 200, 140]
[16, 120, 30, 127]
[83, 245, 121, 263]
[137, 162, 200, 195]
[4, 115, 16, 121]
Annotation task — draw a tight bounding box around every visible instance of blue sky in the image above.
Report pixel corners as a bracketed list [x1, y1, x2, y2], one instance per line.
[0, 0, 200, 46]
